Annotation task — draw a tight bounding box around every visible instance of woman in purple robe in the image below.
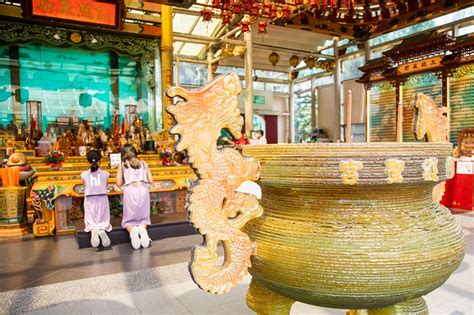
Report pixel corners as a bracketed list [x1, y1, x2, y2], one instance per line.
[116, 145, 153, 249]
[81, 150, 112, 248]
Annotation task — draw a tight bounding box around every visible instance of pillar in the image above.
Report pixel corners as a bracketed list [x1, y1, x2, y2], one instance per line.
[364, 40, 371, 142]
[175, 58, 180, 87]
[160, 5, 173, 133]
[288, 76, 294, 143]
[207, 49, 213, 82]
[311, 76, 316, 130]
[334, 39, 341, 141]
[244, 31, 253, 135]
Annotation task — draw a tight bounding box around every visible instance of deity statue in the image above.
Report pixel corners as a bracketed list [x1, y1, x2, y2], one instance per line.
[130, 118, 146, 152]
[77, 120, 95, 146]
[95, 126, 109, 152]
[46, 125, 57, 144]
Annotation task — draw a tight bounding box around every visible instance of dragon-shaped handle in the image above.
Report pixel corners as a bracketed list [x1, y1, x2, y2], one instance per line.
[166, 73, 263, 294]
[413, 92, 450, 203]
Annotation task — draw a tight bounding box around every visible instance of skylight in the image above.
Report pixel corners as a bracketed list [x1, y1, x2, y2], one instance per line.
[180, 43, 207, 56]
[173, 13, 197, 33]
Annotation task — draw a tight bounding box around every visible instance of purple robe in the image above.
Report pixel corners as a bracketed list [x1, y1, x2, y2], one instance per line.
[81, 169, 112, 232]
[121, 161, 151, 228]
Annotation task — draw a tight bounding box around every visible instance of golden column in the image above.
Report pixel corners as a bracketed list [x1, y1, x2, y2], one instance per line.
[161, 5, 173, 133]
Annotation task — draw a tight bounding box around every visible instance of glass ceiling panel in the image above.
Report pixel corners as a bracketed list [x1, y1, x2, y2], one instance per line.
[174, 41, 184, 54]
[173, 13, 198, 33]
[180, 43, 206, 56]
[192, 18, 220, 36]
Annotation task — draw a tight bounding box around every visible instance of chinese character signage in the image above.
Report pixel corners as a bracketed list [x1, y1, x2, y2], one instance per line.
[28, 0, 119, 27]
[397, 56, 442, 75]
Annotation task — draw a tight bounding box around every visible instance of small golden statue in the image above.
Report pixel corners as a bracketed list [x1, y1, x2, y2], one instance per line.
[76, 120, 95, 146]
[129, 118, 146, 152]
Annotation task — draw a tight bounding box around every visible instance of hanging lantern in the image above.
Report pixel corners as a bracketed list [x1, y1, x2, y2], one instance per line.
[305, 57, 316, 69]
[257, 21, 268, 34]
[222, 0, 230, 10]
[281, 5, 292, 20]
[263, 0, 272, 15]
[201, 8, 213, 22]
[295, 0, 304, 6]
[240, 20, 251, 32]
[310, 0, 319, 9]
[221, 11, 232, 24]
[251, 3, 260, 16]
[268, 52, 280, 67]
[212, 0, 220, 8]
[242, 0, 251, 11]
[289, 55, 300, 67]
[232, 2, 242, 14]
[270, 4, 277, 19]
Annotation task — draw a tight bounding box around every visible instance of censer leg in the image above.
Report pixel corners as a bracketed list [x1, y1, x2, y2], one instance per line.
[348, 297, 429, 315]
[246, 278, 295, 315]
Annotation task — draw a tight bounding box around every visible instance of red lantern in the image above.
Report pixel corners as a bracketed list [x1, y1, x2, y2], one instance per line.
[295, 0, 303, 6]
[276, 0, 286, 3]
[251, 3, 260, 16]
[221, 11, 232, 24]
[270, 4, 277, 18]
[257, 21, 268, 34]
[240, 20, 251, 32]
[201, 8, 213, 22]
[310, 0, 319, 8]
[212, 0, 220, 8]
[281, 5, 292, 20]
[233, 2, 242, 14]
[263, 0, 272, 15]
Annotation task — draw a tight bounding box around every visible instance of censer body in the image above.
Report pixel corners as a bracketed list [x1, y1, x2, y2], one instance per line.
[243, 143, 464, 310]
[165, 74, 465, 314]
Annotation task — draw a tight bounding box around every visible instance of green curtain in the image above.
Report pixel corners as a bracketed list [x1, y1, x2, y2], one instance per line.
[0, 47, 13, 127]
[9, 44, 149, 132]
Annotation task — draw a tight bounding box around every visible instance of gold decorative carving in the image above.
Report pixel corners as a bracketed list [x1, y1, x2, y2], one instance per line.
[446, 156, 455, 180]
[339, 160, 363, 185]
[413, 93, 448, 143]
[413, 93, 449, 203]
[384, 159, 405, 184]
[166, 73, 263, 294]
[422, 158, 439, 181]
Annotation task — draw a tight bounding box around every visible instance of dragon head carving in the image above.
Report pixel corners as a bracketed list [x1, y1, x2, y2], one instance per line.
[166, 73, 243, 153]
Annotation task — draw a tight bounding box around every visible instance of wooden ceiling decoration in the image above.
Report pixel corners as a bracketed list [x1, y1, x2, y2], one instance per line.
[281, 0, 472, 39]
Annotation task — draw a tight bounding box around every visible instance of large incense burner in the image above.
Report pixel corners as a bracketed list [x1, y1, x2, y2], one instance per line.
[166, 74, 465, 314]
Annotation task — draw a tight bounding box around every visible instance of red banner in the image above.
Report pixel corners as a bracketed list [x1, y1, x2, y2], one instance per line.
[31, 0, 117, 27]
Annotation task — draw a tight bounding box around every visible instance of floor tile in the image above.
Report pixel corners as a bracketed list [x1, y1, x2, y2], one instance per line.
[18, 269, 102, 289]
[190, 300, 253, 315]
[131, 286, 191, 315]
[0, 264, 58, 292]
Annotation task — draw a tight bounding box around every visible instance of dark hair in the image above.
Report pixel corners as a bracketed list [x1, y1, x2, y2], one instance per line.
[120, 144, 141, 169]
[258, 130, 264, 136]
[87, 150, 101, 172]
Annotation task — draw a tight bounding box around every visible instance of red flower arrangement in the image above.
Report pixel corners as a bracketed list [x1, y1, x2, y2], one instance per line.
[159, 150, 174, 166]
[43, 150, 65, 168]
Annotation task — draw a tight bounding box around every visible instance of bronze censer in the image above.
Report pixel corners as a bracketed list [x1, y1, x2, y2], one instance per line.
[166, 74, 465, 314]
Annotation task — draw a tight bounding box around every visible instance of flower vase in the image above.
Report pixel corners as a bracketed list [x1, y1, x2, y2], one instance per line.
[162, 157, 171, 166]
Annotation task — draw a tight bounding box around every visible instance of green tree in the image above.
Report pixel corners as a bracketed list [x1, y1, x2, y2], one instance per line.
[294, 92, 312, 143]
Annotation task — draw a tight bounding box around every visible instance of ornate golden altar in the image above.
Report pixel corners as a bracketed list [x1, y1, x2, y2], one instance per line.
[29, 156, 195, 237]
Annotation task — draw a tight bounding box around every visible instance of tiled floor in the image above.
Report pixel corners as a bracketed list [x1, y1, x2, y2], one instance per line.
[0, 212, 473, 314]
[0, 233, 202, 292]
